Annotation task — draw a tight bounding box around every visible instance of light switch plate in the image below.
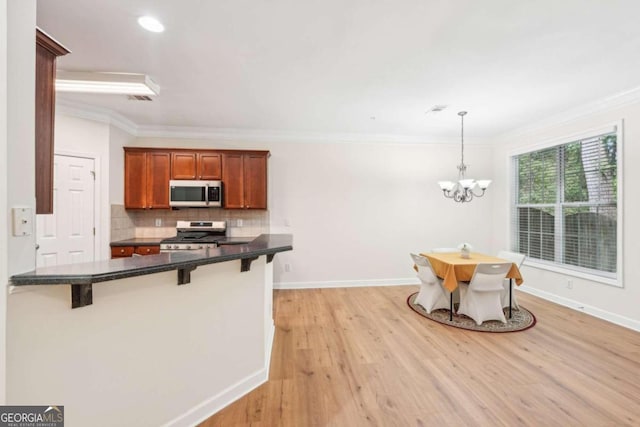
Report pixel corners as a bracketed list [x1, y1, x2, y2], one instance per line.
[12, 207, 33, 236]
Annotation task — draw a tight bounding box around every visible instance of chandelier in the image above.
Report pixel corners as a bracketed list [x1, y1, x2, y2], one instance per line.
[438, 111, 491, 203]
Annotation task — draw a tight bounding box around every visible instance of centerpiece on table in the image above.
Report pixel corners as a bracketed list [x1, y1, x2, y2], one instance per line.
[458, 242, 472, 259]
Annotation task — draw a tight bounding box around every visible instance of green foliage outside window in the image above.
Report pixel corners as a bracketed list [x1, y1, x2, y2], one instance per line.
[514, 133, 617, 275]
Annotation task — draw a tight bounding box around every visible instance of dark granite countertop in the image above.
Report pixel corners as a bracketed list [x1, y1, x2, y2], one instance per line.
[109, 236, 255, 247]
[110, 238, 166, 246]
[11, 234, 292, 286]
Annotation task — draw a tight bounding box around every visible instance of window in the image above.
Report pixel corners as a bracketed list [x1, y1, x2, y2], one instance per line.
[512, 127, 619, 282]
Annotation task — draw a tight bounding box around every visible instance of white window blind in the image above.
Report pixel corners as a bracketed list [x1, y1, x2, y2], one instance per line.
[512, 130, 618, 279]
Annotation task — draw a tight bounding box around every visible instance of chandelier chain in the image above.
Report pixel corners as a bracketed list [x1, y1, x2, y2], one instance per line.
[461, 112, 464, 175]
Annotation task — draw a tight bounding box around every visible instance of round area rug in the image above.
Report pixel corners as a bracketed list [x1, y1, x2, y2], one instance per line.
[407, 292, 536, 333]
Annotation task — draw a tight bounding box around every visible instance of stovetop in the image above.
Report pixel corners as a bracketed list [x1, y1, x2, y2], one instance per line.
[160, 220, 227, 249]
[162, 231, 223, 243]
[161, 234, 224, 244]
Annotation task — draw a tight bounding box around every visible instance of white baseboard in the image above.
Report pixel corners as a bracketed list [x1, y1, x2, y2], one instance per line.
[519, 286, 640, 332]
[264, 322, 275, 378]
[164, 324, 276, 427]
[274, 277, 419, 290]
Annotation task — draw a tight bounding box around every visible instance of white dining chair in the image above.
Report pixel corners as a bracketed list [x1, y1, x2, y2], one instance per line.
[457, 262, 512, 325]
[431, 247, 458, 253]
[497, 250, 526, 310]
[410, 253, 450, 314]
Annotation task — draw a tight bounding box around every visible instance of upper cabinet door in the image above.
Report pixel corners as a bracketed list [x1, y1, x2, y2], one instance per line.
[198, 153, 222, 180]
[124, 151, 147, 209]
[146, 152, 171, 209]
[222, 153, 244, 209]
[243, 154, 268, 209]
[171, 152, 198, 180]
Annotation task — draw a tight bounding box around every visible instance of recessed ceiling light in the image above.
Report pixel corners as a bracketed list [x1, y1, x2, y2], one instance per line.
[138, 16, 165, 33]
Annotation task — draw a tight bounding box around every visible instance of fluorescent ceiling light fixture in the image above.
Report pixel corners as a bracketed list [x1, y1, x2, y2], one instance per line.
[55, 71, 160, 96]
[138, 16, 165, 33]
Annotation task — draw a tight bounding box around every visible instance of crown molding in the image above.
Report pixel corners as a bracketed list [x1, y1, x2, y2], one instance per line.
[56, 85, 640, 146]
[503, 85, 640, 139]
[135, 125, 480, 145]
[55, 99, 139, 136]
[54, 100, 485, 145]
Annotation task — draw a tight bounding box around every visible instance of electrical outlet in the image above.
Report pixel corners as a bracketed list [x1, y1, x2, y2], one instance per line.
[567, 280, 573, 289]
[237, 219, 243, 227]
[155, 218, 162, 227]
[284, 263, 291, 272]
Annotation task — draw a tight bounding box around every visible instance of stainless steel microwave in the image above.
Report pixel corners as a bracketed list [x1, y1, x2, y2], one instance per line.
[169, 180, 222, 207]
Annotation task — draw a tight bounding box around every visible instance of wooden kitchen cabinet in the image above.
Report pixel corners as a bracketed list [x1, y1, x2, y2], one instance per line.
[111, 246, 135, 258]
[110, 245, 160, 258]
[124, 148, 171, 209]
[222, 152, 268, 209]
[171, 151, 221, 180]
[35, 29, 70, 214]
[134, 246, 161, 256]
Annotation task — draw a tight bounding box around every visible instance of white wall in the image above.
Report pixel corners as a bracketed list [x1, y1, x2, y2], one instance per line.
[7, 258, 273, 427]
[54, 114, 111, 260]
[0, 0, 8, 404]
[109, 124, 133, 205]
[3, 0, 36, 403]
[133, 137, 496, 287]
[492, 102, 640, 329]
[6, 0, 35, 276]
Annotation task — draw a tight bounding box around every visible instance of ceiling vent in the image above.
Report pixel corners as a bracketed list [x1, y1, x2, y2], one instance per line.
[427, 105, 448, 113]
[128, 95, 153, 101]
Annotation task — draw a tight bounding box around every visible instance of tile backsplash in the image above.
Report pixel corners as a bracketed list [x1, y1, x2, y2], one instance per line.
[110, 204, 270, 241]
[111, 204, 137, 241]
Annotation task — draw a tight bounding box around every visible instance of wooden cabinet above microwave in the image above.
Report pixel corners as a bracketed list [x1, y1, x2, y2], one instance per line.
[171, 151, 221, 180]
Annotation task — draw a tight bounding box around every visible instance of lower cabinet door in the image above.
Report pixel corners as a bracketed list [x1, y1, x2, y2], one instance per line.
[111, 245, 160, 258]
[111, 246, 135, 258]
[134, 246, 161, 256]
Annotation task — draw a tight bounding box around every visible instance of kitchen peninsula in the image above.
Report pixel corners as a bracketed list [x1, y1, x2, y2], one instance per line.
[11, 234, 292, 307]
[7, 234, 293, 426]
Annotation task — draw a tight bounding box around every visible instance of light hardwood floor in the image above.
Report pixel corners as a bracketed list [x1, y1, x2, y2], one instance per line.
[200, 286, 640, 426]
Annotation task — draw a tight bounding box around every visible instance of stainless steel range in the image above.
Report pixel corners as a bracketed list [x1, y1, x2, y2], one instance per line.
[160, 220, 227, 251]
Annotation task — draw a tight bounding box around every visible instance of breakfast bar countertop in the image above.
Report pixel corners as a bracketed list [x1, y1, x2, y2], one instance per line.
[11, 234, 292, 286]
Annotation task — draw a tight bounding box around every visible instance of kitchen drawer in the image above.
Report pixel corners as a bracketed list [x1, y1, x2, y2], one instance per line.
[134, 246, 161, 256]
[111, 246, 135, 258]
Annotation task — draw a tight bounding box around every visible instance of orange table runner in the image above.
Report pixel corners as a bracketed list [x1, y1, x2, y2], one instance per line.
[421, 252, 524, 292]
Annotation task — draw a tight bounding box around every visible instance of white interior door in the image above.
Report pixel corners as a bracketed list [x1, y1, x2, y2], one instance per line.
[36, 154, 95, 267]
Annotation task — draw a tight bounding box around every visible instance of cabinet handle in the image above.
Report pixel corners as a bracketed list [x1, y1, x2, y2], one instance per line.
[120, 249, 125, 254]
[146, 248, 150, 253]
